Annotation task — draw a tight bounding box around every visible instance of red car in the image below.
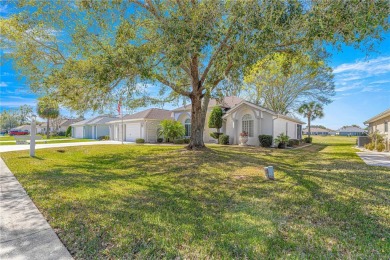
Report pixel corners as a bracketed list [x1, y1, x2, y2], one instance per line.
[9, 130, 29, 136]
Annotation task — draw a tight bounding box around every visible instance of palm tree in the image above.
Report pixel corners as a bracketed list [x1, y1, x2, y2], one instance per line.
[298, 102, 324, 139]
[37, 97, 59, 139]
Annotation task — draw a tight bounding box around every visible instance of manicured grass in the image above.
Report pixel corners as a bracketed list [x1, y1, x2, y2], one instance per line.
[1, 136, 389, 258]
[0, 139, 95, 145]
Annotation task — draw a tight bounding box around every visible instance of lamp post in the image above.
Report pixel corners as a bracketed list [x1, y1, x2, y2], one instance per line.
[30, 114, 37, 157]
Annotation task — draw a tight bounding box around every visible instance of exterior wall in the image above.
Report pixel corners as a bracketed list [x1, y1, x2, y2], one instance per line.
[273, 118, 298, 139]
[368, 115, 390, 151]
[125, 122, 141, 141]
[72, 126, 84, 138]
[83, 126, 93, 139]
[96, 125, 109, 138]
[146, 121, 160, 142]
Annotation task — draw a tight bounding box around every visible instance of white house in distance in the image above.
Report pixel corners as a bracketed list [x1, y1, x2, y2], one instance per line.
[107, 108, 172, 142]
[71, 115, 117, 139]
[364, 108, 389, 151]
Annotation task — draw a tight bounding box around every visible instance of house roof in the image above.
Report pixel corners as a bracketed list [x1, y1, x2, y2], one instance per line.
[13, 125, 31, 130]
[172, 96, 243, 112]
[364, 108, 390, 124]
[71, 115, 117, 126]
[337, 126, 365, 132]
[60, 118, 83, 128]
[107, 108, 172, 123]
[222, 100, 305, 124]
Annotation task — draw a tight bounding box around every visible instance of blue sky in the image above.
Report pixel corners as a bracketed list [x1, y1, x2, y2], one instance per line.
[1, 3, 389, 130]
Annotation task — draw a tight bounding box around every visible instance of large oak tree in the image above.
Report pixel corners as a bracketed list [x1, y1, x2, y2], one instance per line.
[1, 0, 389, 149]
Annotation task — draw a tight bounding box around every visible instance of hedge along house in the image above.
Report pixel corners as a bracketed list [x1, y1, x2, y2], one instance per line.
[107, 108, 172, 142]
[71, 115, 117, 139]
[364, 108, 390, 151]
[222, 101, 305, 145]
[171, 96, 243, 143]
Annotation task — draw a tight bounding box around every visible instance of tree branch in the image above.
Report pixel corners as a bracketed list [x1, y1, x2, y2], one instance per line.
[154, 74, 191, 97]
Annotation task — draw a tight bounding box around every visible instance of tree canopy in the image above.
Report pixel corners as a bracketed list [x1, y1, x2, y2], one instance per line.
[244, 52, 335, 114]
[1, 0, 389, 148]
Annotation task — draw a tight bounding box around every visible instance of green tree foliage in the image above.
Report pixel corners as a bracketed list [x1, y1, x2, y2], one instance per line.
[18, 105, 33, 125]
[65, 126, 72, 137]
[298, 102, 324, 139]
[244, 52, 335, 114]
[1, 1, 388, 149]
[37, 97, 60, 139]
[208, 106, 223, 131]
[159, 119, 185, 142]
[0, 110, 19, 131]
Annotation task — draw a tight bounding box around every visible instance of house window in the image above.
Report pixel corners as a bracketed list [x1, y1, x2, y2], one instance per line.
[185, 118, 191, 137]
[242, 114, 254, 137]
[385, 121, 388, 132]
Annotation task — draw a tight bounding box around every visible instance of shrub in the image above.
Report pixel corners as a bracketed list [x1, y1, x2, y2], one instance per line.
[65, 126, 72, 137]
[258, 135, 273, 147]
[136, 138, 145, 144]
[173, 139, 185, 144]
[98, 135, 109, 140]
[275, 133, 289, 149]
[364, 143, 375, 150]
[184, 138, 190, 144]
[159, 119, 185, 142]
[304, 137, 312, 143]
[376, 143, 385, 152]
[210, 132, 223, 142]
[57, 131, 66, 136]
[157, 137, 163, 143]
[288, 139, 300, 147]
[219, 134, 229, 145]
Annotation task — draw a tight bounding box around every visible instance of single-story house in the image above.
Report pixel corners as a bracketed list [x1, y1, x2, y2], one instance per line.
[222, 100, 304, 145]
[337, 126, 366, 136]
[302, 127, 331, 135]
[56, 118, 83, 133]
[364, 108, 389, 151]
[107, 108, 172, 142]
[71, 115, 117, 139]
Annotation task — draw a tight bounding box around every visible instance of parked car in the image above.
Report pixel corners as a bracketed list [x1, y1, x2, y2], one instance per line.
[0, 130, 7, 135]
[9, 130, 29, 136]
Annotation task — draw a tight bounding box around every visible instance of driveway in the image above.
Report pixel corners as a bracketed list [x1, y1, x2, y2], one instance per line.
[0, 141, 132, 153]
[357, 151, 390, 168]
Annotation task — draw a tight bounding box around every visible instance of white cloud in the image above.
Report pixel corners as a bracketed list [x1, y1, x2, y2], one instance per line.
[0, 82, 8, 87]
[333, 56, 390, 76]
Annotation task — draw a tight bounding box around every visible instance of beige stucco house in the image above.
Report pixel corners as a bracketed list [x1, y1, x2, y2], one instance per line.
[364, 108, 390, 151]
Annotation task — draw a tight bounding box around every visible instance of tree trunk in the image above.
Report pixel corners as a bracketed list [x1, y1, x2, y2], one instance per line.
[307, 115, 311, 139]
[46, 118, 50, 139]
[187, 93, 207, 150]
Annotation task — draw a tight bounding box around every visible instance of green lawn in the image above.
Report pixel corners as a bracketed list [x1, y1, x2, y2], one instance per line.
[1, 136, 389, 259]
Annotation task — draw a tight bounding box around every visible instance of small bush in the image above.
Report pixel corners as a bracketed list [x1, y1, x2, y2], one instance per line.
[157, 138, 163, 143]
[183, 138, 190, 144]
[136, 138, 145, 144]
[219, 134, 229, 145]
[98, 135, 109, 141]
[210, 132, 223, 142]
[304, 137, 312, 143]
[376, 143, 385, 152]
[364, 143, 375, 150]
[288, 139, 300, 147]
[57, 131, 66, 136]
[173, 139, 185, 144]
[66, 126, 72, 137]
[258, 135, 273, 147]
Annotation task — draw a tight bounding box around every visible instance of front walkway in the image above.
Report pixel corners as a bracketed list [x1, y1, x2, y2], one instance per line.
[0, 158, 73, 259]
[356, 151, 390, 168]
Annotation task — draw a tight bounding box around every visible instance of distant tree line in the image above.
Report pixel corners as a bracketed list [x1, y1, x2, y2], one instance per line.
[0, 105, 33, 130]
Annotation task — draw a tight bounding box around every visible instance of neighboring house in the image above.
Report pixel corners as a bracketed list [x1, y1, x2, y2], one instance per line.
[12, 124, 44, 134]
[302, 127, 331, 135]
[337, 126, 366, 136]
[55, 119, 84, 133]
[71, 115, 117, 139]
[364, 108, 390, 151]
[222, 100, 304, 145]
[107, 108, 172, 142]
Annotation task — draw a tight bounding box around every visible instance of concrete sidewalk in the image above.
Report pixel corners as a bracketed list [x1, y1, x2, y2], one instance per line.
[0, 158, 73, 260]
[357, 151, 390, 168]
[0, 140, 129, 153]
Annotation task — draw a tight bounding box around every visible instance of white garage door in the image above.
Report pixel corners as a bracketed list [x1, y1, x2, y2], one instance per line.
[125, 123, 141, 141]
[73, 126, 83, 138]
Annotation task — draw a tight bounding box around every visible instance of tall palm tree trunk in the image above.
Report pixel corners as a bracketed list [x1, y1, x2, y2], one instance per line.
[46, 119, 50, 139]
